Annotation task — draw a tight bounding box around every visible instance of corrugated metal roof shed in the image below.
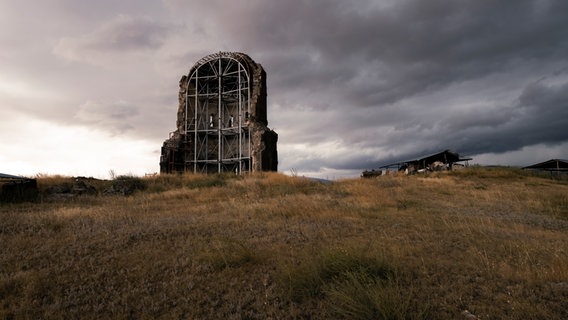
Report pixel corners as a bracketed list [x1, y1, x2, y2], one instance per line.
[522, 159, 568, 171]
[379, 149, 472, 169]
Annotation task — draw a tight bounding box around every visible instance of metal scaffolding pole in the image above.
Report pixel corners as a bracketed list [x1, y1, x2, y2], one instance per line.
[181, 69, 189, 173]
[218, 57, 222, 173]
[238, 62, 242, 174]
[181, 54, 257, 175]
[193, 68, 198, 173]
[248, 69, 251, 172]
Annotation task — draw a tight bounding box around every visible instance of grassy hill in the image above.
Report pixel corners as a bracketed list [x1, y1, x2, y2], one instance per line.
[1, 168, 567, 319]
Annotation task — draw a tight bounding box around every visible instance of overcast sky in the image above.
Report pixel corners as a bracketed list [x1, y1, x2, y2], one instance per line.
[1, 0, 567, 179]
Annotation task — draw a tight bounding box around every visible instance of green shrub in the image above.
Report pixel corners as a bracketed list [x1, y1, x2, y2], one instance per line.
[279, 248, 431, 319]
[280, 248, 394, 302]
[199, 238, 257, 270]
[144, 174, 185, 192]
[106, 175, 146, 196]
[324, 272, 429, 320]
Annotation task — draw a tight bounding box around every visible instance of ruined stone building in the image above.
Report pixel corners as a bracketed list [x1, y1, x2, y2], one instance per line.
[160, 52, 278, 174]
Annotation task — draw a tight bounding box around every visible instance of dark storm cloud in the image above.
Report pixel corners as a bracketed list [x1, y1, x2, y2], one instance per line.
[333, 72, 568, 171]
[4, 0, 568, 177]
[201, 0, 568, 171]
[54, 0, 568, 173]
[463, 77, 568, 153]
[200, 0, 568, 104]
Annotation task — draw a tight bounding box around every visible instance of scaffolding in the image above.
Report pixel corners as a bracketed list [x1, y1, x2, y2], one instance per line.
[185, 54, 252, 174]
[160, 52, 277, 175]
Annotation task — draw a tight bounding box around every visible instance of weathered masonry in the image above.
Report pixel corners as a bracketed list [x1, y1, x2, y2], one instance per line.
[0, 173, 38, 203]
[160, 52, 278, 174]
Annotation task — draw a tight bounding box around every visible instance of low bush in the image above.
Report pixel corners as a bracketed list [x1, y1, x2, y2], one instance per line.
[279, 248, 394, 302]
[105, 175, 146, 196]
[324, 272, 429, 320]
[198, 238, 258, 270]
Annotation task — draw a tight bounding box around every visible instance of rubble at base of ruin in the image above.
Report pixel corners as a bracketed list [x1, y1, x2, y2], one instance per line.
[159, 52, 278, 174]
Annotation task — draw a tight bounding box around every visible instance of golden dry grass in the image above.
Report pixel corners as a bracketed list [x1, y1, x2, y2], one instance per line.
[1, 168, 567, 319]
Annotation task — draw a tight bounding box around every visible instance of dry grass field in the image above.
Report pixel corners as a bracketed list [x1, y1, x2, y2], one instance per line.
[1, 167, 567, 319]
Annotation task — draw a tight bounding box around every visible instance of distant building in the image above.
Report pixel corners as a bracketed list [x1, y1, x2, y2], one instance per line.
[522, 159, 568, 173]
[362, 149, 472, 177]
[160, 52, 278, 174]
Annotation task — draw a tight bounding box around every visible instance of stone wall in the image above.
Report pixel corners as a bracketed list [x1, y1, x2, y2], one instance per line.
[0, 178, 38, 203]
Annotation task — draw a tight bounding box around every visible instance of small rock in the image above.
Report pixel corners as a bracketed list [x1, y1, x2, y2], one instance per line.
[462, 310, 477, 319]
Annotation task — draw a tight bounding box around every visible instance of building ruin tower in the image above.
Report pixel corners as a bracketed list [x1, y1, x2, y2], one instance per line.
[160, 52, 278, 174]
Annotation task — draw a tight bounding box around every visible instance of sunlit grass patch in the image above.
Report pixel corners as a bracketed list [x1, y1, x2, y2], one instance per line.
[256, 173, 329, 197]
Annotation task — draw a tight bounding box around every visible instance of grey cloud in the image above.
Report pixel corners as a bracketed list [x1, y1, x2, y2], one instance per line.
[75, 100, 140, 134]
[279, 69, 568, 172]
[5, 0, 568, 178]
[391, 76, 568, 160]
[242, 1, 568, 106]
[514, 79, 568, 142]
[519, 80, 568, 110]
[255, 1, 568, 172]
[53, 14, 173, 64]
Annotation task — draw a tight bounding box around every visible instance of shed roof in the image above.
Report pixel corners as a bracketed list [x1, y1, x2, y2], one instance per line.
[522, 159, 568, 171]
[380, 149, 472, 168]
